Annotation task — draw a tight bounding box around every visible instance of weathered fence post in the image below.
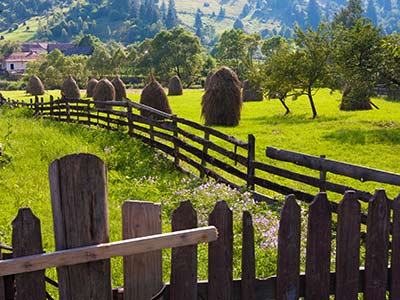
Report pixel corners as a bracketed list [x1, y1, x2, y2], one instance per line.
[0, 248, 5, 300]
[335, 191, 361, 300]
[172, 115, 180, 169]
[305, 193, 331, 300]
[241, 211, 255, 300]
[127, 101, 134, 135]
[277, 195, 301, 300]
[170, 200, 197, 300]
[365, 189, 390, 300]
[247, 134, 255, 190]
[122, 201, 163, 300]
[34, 96, 39, 116]
[208, 200, 233, 300]
[391, 194, 400, 299]
[49, 95, 54, 119]
[200, 131, 209, 178]
[49, 154, 112, 300]
[66, 99, 71, 123]
[87, 101, 91, 127]
[12, 208, 45, 300]
[319, 155, 327, 192]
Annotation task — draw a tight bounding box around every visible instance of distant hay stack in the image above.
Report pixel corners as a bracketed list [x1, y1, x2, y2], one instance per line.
[61, 75, 80, 100]
[111, 76, 127, 101]
[27, 75, 45, 96]
[93, 78, 116, 108]
[140, 75, 172, 118]
[86, 78, 98, 98]
[168, 75, 183, 96]
[201, 67, 242, 126]
[242, 80, 263, 102]
[204, 71, 214, 91]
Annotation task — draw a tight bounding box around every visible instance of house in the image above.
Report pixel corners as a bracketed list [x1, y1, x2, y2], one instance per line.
[47, 43, 93, 56]
[21, 42, 48, 54]
[2, 51, 40, 74]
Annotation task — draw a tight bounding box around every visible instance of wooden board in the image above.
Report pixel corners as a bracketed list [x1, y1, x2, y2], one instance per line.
[122, 201, 163, 300]
[335, 191, 361, 300]
[276, 195, 301, 300]
[241, 211, 256, 300]
[0, 248, 4, 300]
[49, 154, 112, 300]
[208, 200, 233, 300]
[390, 194, 400, 299]
[12, 208, 45, 300]
[170, 201, 198, 300]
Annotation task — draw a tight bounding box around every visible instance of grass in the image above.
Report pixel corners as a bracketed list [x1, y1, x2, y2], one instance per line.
[0, 16, 45, 42]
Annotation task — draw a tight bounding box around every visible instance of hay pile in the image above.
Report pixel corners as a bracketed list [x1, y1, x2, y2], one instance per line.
[26, 75, 45, 96]
[201, 67, 242, 126]
[61, 75, 80, 100]
[86, 78, 98, 98]
[111, 76, 127, 101]
[340, 82, 372, 111]
[168, 75, 183, 96]
[242, 80, 263, 102]
[140, 75, 172, 118]
[204, 71, 214, 91]
[93, 79, 116, 108]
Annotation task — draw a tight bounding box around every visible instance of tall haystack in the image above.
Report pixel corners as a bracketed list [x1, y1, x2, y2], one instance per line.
[86, 78, 98, 98]
[242, 80, 263, 102]
[168, 75, 183, 96]
[204, 71, 214, 91]
[340, 82, 372, 111]
[140, 74, 172, 118]
[93, 79, 116, 108]
[201, 67, 242, 126]
[27, 75, 45, 96]
[111, 76, 127, 101]
[61, 75, 80, 100]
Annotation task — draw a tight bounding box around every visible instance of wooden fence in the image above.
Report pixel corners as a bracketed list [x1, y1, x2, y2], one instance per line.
[1, 153, 399, 299]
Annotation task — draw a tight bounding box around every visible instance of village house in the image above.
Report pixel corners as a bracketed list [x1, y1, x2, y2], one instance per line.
[2, 51, 40, 74]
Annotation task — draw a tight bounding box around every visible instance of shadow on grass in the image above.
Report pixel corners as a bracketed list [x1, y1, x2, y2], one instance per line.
[324, 128, 400, 145]
[245, 113, 352, 125]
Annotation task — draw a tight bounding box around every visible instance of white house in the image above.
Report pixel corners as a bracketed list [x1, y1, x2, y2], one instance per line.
[2, 51, 40, 74]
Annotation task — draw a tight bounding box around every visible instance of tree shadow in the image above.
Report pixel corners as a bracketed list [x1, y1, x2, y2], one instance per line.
[245, 113, 352, 126]
[324, 128, 400, 145]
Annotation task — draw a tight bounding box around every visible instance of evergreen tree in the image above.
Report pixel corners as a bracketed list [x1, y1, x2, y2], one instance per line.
[307, 0, 321, 30]
[333, 0, 363, 28]
[365, 0, 378, 25]
[165, 0, 178, 29]
[217, 7, 226, 20]
[233, 18, 244, 30]
[194, 9, 203, 37]
[160, 0, 167, 21]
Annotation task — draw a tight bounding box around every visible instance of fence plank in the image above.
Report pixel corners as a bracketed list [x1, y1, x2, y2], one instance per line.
[335, 191, 361, 300]
[122, 201, 163, 300]
[277, 194, 301, 300]
[241, 211, 256, 300]
[390, 194, 400, 300]
[208, 200, 233, 300]
[247, 134, 255, 190]
[305, 193, 331, 300]
[364, 189, 390, 300]
[0, 249, 4, 300]
[12, 208, 45, 300]
[49, 154, 112, 300]
[170, 201, 198, 300]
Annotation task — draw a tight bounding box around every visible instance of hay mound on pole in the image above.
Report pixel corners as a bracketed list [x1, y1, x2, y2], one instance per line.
[201, 67, 242, 126]
[242, 80, 263, 102]
[61, 75, 81, 100]
[93, 78, 116, 109]
[86, 78, 98, 98]
[168, 75, 183, 96]
[111, 76, 127, 101]
[140, 74, 172, 118]
[340, 82, 372, 111]
[26, 75, 45, 96]
[204, 71, 214, 91]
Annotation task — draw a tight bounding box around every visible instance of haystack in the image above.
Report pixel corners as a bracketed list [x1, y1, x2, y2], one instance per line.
[111, 76, 127, 101]
[27, 75, 45, 96]
[204, 71, 214, 91]
[140, 75, 172, 118]
[201, 67, 242, 126]
[168, 75, 183, 96]
[340, 82, 372, 111]
[86, 78, 98, 98]
[93, 79, 116, 108]
[242, 80, 263, 102]
[61, 75, 80, 100]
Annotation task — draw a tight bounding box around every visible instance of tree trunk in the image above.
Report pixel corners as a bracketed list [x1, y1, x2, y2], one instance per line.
[279, 98, 290, 115]
[307, 87, 317, 118]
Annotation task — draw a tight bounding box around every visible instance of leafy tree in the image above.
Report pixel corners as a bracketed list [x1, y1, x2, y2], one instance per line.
[86, 45, 113, 77]
[293, 23, 332, 118]
[380, 32, 400, 86]
[0, 40, 20, 57]
[261, 35, 285, 58]
[333, 0, 363, 28]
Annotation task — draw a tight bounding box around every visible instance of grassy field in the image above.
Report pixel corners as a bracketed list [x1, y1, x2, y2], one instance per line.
[0, 16, 46, 42]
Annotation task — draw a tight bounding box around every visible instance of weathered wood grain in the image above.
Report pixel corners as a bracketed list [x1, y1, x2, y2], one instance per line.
[122, 201, 162, 300]
[49, 154, 112, 300]
[365, 189, 390, 300]
[277, 194, 301, 300]
[208, 200, 233, 300]
[335, 191, 361, 300]
[12, 208, 45, 300]
[170, 201, 198, 300]
[241, 211, 255, 300]
[390, 194, 400, 300]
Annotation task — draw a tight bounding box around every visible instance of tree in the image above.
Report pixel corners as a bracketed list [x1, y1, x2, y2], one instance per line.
[307, 0, 321, 30]
[332, 19, 382, 110]
[333, 0, 363, 28]
[0, 40, 20, 56]
[86, 45, 113, 77]
[380, 32, 400, 87]
[233, 18, 244, 30]
[165, 0, 178, 29]
[194, 9, 203, 37]
[293, 23, 332, 118]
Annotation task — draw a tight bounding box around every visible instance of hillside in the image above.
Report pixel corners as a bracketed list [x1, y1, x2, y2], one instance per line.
[0, 0, 399, 44]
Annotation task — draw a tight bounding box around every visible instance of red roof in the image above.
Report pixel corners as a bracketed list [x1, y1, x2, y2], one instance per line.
[4, 52, 40, 61]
